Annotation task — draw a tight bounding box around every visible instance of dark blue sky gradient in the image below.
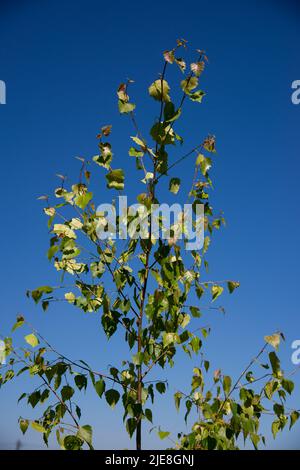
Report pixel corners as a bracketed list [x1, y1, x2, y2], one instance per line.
[0, 0, 300, 449]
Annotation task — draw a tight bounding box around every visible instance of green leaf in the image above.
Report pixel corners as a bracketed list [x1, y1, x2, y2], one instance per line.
[42, 301, 49, 311]
[156, 382, 166, 394]
[25, 333, 39, 348]
[150, 122, 175, 146]
[77, 425, 93, 448]
[265, 380, 276, 399]
[273, 403, 284, 417]
[227, 281, 240, 294]
[19, 419, 29, 435]
[195, 284, 204, 299]
[148, 79, 170, 102]
[290, 411, 300, 429]
[271, 420, 280, 439]
[64, 435, 83, 450]
[31, 285, 54, 303]
[179, 330, 189, 344]
[94, 379, 106, 398]
[74, 192, 92, 210]
[190, 336, 201, 353]
[40, 389, 50, 403]
[189, 306, 201, 318]
[18, 392, 27, 403]
[211, 285, 224, 302]
[106, 169, 125, 190]
[250, 433, 260, 450]
[157, 430, 170, 440]
[105, 389, 120, 409]
[169, 177, 180, 195]
[269, 351, 280, 374]
[28, 391, 41, 408]
[189, 90, 205, 102]
[145, 408, 152, 423]
[76, 405, 82, 419]
[264, 333, 280, 350]
[174, 392, 183, 411]
[196, 154, 211, 176]
[203, 236, 210, 254]
[164, 102, 181, 123]
[282, 379, 294, 395]
[126, 418, 137, 437]
[61, 385, 75, 401]
[47, 245, 59, 261]
[93, 142, 113, 169]
[129, 147, 144, 157]
[245, 371, 254, 383]
[223, 376, 232, 395]
[12, 317, 25, 332]
[132, 352, 144, 366]
[74, 374, 87, 391]
[31, 421, 46, 433]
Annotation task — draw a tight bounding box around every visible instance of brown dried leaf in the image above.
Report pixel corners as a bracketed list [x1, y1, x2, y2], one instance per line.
[101, 125, 112, 137]
[163, 50, 175, 64]
[190, 61, 205, 77]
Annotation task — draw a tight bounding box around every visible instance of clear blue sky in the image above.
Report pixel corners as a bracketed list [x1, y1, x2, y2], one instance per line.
[0, 0, 300, 450]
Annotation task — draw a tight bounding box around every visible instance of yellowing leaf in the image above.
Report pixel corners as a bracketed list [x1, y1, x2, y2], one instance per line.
[25, 334, 39, 348]
[69, 218, 83, 230]
[181, 76, 198, 93]
[65, 292, 76, 303]
[141, 172, 154, 184]
[162, 332, 178, 347]
[148, 80, 170, 102]
[131, 136, 146, 148]
[175, 58, 186, 73]
[264, 333, 281, 350]
[53, 224, 76, 239]
[118, 101, 135, 114]
[169, 177, 180, 194]
[44, 207, 56, 217]
[190, 61, 205, 76]
[54, 259, 86, 275]
[227, 281, 240, 293]
[211, 285, 224, 302]
[196, 154, 211, 175]
[163, 50, 175, 64]
[101, 124, 112, 136]
[31, 422, 46, 433]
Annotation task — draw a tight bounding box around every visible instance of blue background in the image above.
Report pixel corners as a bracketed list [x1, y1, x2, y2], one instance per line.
[0, 0, 299, 450]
